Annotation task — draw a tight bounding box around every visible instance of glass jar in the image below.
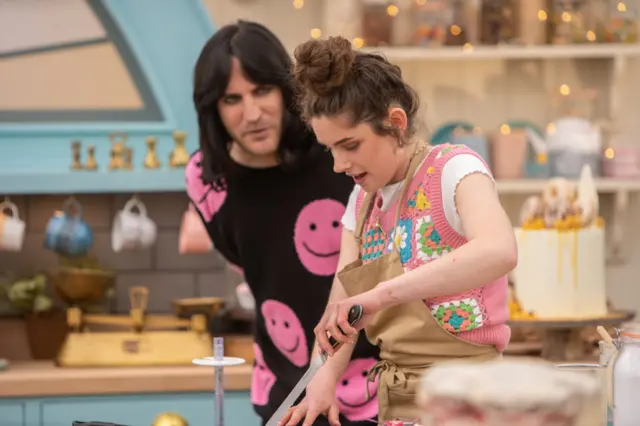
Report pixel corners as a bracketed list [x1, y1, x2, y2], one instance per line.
[412, 0, 450, 47]
[555, 363, 607, 426]
[480, 0, 519, 45]
[613, 323, 640, 426]
[518, 0, 550, 45]
[599, 340, 617, 426]
[551, 0, 595, 44]
[445, 0, 475, 46]
[361, 0, 393, 47]
[604, 0, 639, 43]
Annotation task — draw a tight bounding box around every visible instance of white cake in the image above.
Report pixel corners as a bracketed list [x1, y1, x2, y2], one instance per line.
[417, 359, 602, 426]
[513, 227, 607, 318]
[510, 166, 608, 319]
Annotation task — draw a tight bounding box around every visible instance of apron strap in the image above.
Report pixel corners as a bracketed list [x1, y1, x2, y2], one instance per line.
[391, 143, 428, 226]
[353, 141, 429, 253]
[354, 191, 377, 245]
[366, 358, 430, 422]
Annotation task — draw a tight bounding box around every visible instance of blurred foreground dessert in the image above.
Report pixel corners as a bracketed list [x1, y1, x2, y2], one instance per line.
[417, 359, 601, 426]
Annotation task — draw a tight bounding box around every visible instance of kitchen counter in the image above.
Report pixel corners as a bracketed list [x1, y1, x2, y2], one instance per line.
[0, 361, 252, 398]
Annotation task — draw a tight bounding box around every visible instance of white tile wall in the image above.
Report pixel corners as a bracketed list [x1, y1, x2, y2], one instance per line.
[0, 193, 233, 314]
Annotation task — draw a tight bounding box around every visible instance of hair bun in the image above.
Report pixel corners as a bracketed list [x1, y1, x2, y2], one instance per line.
[293, 36, 355, 97]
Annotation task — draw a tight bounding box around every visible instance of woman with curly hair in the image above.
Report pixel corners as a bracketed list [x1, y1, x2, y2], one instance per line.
[279, 36, 516, 425]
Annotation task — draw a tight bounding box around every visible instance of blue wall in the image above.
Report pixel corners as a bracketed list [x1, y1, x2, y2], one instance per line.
[0, 0, 215, 194]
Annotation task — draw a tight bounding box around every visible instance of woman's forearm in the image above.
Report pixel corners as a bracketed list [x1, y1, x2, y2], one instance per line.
[375, 237, 517, 310]
[311, 228, 362, 380]
[311, 276, 343, 355]
[312, 275, 356, 381]
[320, 340, 356, 382]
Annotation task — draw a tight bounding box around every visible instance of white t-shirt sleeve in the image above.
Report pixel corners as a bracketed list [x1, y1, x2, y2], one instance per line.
[341, 184, 362, 233]
[441, 154, 494, 236]
[341, 154, 492, 236]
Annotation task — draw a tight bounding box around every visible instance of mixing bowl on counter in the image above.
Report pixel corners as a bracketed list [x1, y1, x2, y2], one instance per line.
[49, 266, 116, 306]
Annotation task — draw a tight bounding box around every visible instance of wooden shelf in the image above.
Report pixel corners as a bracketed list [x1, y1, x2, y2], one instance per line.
[360, 43, 640, 61]
[0, 170, 186, 195]
[496, 178, 640, 194]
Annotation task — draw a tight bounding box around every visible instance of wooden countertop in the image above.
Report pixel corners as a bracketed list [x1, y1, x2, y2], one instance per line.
[0, 361, 253, 398]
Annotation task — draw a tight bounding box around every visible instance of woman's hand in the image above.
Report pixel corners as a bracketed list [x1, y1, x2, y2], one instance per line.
[278, 369, 341, 426]
[314, 290, 382, 356]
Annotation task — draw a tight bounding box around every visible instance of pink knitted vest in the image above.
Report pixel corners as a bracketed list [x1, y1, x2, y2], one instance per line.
[356, 144, 510, 351]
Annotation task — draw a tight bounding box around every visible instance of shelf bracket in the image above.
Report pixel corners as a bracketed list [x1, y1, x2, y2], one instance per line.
[608, 189, 629, 264]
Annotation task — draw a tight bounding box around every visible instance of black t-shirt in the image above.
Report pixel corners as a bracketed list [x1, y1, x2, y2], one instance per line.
[186, 144, 381, 425]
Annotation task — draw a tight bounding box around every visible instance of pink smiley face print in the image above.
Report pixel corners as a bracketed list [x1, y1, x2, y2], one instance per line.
[185, 151, 227, 222]
[294, 199, 345, 276]
[261, 300, 309, 367]
[336, 358, 379, 421]
[251, 343, 276, 406]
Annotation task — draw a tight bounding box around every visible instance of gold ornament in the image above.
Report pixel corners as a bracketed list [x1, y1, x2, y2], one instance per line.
[71, 141, 82, 170]
[152, 412, 188, 426]
[144, 136, 161, 169]
[108, 132, 128, 170]
[84, 145, 98, 170]
[169, 130, 190, 168]
[123, 147, 133, 170]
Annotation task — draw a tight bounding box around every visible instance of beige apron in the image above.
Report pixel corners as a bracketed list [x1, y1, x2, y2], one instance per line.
[337, 144, 500, 422]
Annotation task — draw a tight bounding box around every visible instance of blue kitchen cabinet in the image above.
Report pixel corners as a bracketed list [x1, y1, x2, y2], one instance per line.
[0, 392, 261, 426]
[0, 0, 215, 195]
[0, 400, 28, 426]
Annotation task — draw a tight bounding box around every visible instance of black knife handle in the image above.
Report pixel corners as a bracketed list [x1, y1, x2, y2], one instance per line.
[328, 305, 363, 348]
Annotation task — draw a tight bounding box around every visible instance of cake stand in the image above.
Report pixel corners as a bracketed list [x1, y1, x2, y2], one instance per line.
[193, 337, 245, 426]
[508, 310, 635, 361]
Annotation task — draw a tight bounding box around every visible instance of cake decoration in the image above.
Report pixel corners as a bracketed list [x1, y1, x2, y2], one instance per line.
[520, 165, 602, 231]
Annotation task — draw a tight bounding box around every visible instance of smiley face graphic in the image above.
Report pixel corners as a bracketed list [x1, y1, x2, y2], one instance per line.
[261, 300, 309, 367]
[185, 151, 227, 222]
[293, 199, 345, 276]
[336, 358, 379, 421]
[250, 343, 276, 406]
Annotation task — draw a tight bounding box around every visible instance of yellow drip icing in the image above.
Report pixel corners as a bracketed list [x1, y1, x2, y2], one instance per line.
[557, 232, 564, 287]
[514, 215, 586, 319]
[572, 230, 579, 289]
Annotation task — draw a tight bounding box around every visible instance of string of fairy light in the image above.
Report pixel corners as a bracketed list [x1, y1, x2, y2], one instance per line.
[293, 0, 631, 48]
[290, 0, 630, 160]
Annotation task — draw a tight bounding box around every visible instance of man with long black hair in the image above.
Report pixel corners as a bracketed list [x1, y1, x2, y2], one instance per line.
[186, 21, 380, 426]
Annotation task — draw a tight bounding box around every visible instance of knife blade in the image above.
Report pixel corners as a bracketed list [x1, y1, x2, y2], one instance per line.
[265, 305, 363, 426]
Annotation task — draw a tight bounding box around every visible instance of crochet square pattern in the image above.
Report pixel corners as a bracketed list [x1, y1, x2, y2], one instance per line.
[362, 227, 386, 261]
[431, 298, 485, 332]
[415, 215, 452, 261]
[387, 218, 413, 264]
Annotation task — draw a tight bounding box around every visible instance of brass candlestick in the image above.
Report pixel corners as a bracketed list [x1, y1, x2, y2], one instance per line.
[169, 130, 190, 168]
[108, 132, 127, 170]
[84, 145, 98, 170]
[71, 141, 82, 170]
[109, 142, 125, 170]
[124, 147, 133, 170]
[144, 136, 161, 169]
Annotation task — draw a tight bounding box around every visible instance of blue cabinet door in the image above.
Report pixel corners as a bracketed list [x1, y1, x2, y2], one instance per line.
[0, 400, 27, 426]
[40, 392, 260, 426]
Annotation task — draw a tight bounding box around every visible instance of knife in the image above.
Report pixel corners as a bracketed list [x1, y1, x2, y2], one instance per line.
[265, 305, 363, 426]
